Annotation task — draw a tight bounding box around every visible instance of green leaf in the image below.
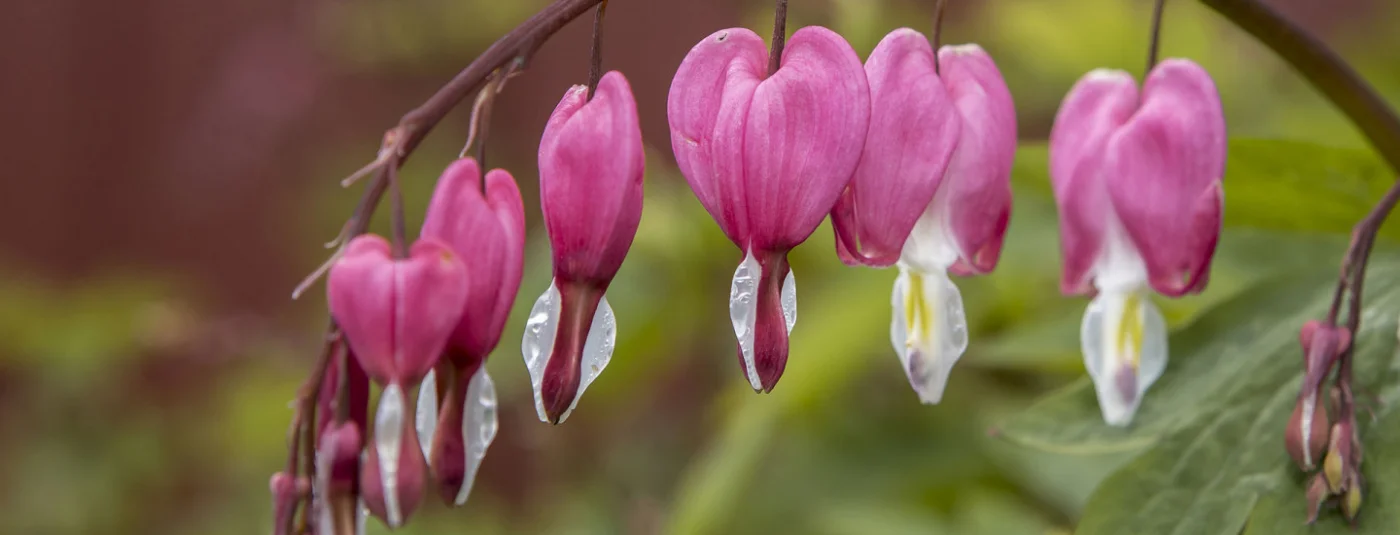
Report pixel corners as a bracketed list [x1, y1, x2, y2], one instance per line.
[1012, 139, 1396, 240]
[1000, 257, 1400, 533]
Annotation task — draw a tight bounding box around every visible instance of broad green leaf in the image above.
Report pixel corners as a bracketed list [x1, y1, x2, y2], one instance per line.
[1011, 139, 1396, 240]
[1001, 258, 1400, 533]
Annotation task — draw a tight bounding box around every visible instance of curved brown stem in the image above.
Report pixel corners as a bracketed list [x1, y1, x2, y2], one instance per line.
[1147, 0, 1167, 72]
[932, 0, 947, 73]
[1200, 0, 1400, 173]
[587, 0, 609, 99]
[768, 0, 789, 77]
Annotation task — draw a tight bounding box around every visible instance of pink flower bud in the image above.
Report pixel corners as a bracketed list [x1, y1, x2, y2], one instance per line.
[269, 471, 307, 535]
[539, 71, 644, 287]
[831, 29, 960, 268]
[1049, 59, 1225, 297]
[327, 235, 469, 386]
[668, 26, 869, 391]
[422, 158, 526, 368]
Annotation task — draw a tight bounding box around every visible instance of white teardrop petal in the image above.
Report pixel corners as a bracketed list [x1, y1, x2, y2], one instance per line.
[374, 384, 406, 527]
[781, 268, 797, 334]
[558, 294, 615, 423]
[729, 251, 762, 391]
[522, 280, 562, 422]
[315, 435, 334, 535]
[1081, 288, 1167, 427]
[454, 368, 499, 505]
[356, 497, 366, 535]
[890, 268, 968, 404]
[415, 370, 438, 461]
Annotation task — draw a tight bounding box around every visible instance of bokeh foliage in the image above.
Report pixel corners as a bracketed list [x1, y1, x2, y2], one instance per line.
[4, 1, 1400, 534]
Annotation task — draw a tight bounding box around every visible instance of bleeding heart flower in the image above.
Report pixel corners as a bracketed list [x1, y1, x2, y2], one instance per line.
[416, 157, 521, 505]
[523, 70, 644, 424]
[668, 26, 870, 392]
[327, 235, 468, 527]
[830, 33, 1015, 405]
[1049, 59, 1226, 426]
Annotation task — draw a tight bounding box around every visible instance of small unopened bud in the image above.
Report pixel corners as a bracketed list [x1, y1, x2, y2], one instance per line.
[270, 471, 309, 535]
[1341, 479, 1363, 523]
[1305, 472, 1331, 525]
[1286, 391, 1330, 470]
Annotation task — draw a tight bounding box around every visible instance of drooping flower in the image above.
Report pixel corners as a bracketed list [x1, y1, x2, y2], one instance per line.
[830, 33, 1016, 405]
[524, 70, 644, 424]
[1049, 59, 1226, 426]
[327, 235, 469, 527]
[668, 26, 870, 392]
[415, 158, 521, 505]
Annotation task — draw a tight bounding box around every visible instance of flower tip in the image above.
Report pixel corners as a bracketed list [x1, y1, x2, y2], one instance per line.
[1085, 68, 1133, 82]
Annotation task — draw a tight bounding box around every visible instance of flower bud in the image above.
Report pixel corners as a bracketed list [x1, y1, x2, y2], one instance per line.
[1305, 472, 1331, 525]
[1323, 421, 1351, 492]
[1286, 388, 1330, 471]
[1341, 477, 1363, 523]
[669, 26, 869, 391]
[270, 471, 308, 535]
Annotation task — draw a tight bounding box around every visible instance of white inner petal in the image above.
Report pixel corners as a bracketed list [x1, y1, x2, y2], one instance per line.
[729, 251, 762, 391]
[415, 370, 438, 461]
[316, 433, 334, 535]
[1081, 286, 1167, 427]
[781, 268, 797, 334]
[520, 278, 616, 424]
[522, 281, 562, 422]
[1080, 213, 1167, 427]
[560, 294, 615, 423]
[900, 187, 962, 273]
[374, 384, 405, 527]
[455, 368, 499, 505]
[356, 496, 366, 535]
[889, 267, 968, 404]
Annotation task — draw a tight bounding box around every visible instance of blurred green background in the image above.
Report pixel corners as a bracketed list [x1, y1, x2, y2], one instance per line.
[4, 0, 1400, 534]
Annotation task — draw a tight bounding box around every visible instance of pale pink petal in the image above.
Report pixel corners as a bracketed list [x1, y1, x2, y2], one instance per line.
[834, 29, 960, 267]
[744, 26, 870, 251]
[1048, 69, 1139, 295]
[667, 28, 767, 244]
[938, 44, 1016, 276]
[394, 239, 469, 382]
[328, 235, 397, 383]
[1105, 59, 1226, 296]
[540, 71, 645, 285]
